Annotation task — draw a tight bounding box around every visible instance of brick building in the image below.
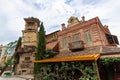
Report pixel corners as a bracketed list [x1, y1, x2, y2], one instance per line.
[15, 16, 120, 79]
[59, 16, 118, 52]
[34, 16, 120, 80]
[46, 16, 119, 56]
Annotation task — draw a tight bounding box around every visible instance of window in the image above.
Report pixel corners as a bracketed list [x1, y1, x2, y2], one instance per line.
[84, 31, 93, 46]
[22, 70, 26, 72]
[73, 33, 80, 42]
[62, 38, 67, 48]
[68, 36, 71, 43]
[113, 35, 119, 44]
[72, 34, 80, 48]
[106, 34, 119, 45]
[25, 57, 30, 60]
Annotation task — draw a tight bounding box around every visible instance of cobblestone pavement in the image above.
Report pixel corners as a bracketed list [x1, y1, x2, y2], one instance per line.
[0, 76, 26, 80]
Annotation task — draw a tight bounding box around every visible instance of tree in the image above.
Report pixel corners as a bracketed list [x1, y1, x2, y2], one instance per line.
[34, 22, 46, 79]
[15, 37, 22, 51]
[36, 22, 46, 60]
[0, 37, 22, 76]
[44, 49, 54, 58]
[4, 58, 14, 72]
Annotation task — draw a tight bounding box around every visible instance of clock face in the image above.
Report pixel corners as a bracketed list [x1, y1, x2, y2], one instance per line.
[23, 32, 37, 42]
[24, 36, 36, 42]
[24, 36, 31, 42]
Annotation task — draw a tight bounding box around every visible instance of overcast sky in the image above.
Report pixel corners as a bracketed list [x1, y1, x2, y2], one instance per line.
[0, 0, 120, 46]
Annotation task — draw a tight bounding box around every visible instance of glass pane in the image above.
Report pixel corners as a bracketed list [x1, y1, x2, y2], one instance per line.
[62, 38, 67, 48]
[85, 31, 93, 46]
[73, 34, 80, 42]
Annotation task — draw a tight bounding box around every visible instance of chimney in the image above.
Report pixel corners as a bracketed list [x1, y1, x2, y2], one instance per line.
[81, 16, 85, 22]
[104, 25, 108, 28]
[104, 25, 111, 34]
[61, 23, 66, 30]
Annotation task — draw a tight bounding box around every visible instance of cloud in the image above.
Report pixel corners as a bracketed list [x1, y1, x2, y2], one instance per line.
[0, 0, 120, 46]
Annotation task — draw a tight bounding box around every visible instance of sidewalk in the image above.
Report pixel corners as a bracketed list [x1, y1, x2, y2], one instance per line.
[0, 76, 26, 80]
[17, 74, 34, 80]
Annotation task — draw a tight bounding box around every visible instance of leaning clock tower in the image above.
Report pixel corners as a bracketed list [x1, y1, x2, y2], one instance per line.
[22, 17, 40, 47]
[16, 17, 40, 75]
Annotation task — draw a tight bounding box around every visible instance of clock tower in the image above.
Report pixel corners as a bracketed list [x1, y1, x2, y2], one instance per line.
[22, 17, 40, 47]
[16, 17, 40, 75]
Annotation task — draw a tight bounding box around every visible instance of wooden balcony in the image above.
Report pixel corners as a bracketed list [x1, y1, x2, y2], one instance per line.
[21, 64, 29, 68]
[69, 41, 84, 51]
[22, 60, 32, 63]
[21, 63, 31, 68]
[21, 45, 36, 53]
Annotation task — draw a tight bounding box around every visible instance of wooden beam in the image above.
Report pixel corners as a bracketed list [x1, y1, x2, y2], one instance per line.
[95, 60, 100, 80]
[33, 54, 100, 63]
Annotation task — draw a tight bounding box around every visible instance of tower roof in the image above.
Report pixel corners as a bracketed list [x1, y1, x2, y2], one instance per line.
[24, 17, 40, 26]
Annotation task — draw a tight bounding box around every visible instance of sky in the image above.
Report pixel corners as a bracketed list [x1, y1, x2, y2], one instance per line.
[0, 0, 120, 46]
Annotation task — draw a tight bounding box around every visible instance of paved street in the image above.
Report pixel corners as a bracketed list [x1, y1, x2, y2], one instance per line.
[0, 76, 26, 80]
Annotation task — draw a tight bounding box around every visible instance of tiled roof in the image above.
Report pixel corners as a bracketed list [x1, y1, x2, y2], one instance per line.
[101, 46, 120, 54]
[33, 46, 120, 63]
[46, 41, 58, 49]
[55, 46, 120, 58]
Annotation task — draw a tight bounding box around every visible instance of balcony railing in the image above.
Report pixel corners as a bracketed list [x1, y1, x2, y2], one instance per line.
[69, 40, 84, 51]
[21, 63, 31, 68]
[22, 60, 32, 63]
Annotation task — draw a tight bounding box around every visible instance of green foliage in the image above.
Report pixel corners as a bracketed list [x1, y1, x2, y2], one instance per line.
[99, 57, 120, 80]
[43, 49, 54, 59]
[5, 58, 13, 66]
[4, 72, 12, 76]
[0, 66, 3, 70]
[100, 57, 120, 66]
[36, 61, 98, 80]
[34, 22, 46, 79]
[15, 37, 22, 51]
[36, 22, 46, 60]
[13, 55, 19, 64]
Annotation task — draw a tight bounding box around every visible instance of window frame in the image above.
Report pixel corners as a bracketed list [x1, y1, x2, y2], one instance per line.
[84, 30, 93, 46]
